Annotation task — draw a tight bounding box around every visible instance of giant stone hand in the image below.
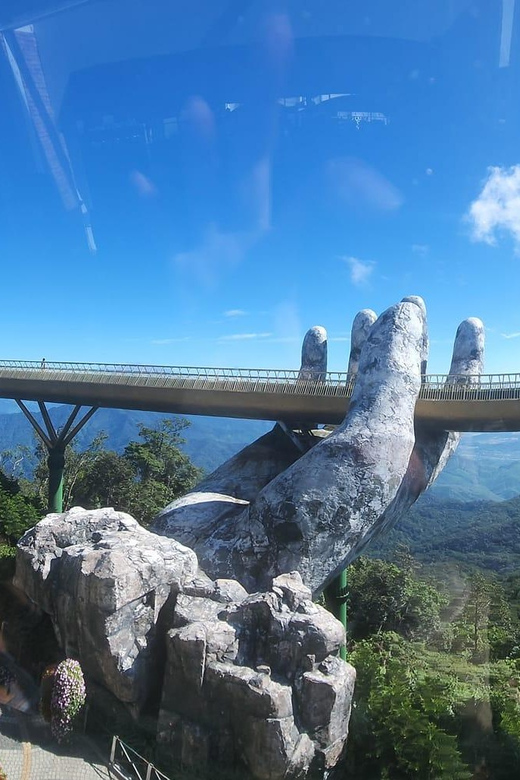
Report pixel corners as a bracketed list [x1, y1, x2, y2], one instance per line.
[152, 297, 484, 595]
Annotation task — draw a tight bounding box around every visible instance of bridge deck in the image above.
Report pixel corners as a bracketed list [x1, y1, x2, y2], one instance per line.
[0, 361, 519, 431]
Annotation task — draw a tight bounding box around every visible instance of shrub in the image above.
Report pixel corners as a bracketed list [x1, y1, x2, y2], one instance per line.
[0, 545, 16, 581]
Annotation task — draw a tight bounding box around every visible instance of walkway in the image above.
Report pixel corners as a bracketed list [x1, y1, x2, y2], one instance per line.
[0, 360, 520, 430]
[0, 706, 110, 780]
[0, 360, 520, 431]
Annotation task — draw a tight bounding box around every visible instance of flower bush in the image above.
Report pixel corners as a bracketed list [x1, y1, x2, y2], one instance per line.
[48, 659, 86, 742]
[0, 763, 7, 780]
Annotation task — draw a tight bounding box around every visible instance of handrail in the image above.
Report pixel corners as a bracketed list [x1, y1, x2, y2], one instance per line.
[0, 359, 518, 383]
[0, 361, 520, 401]
[109, 735, 170, 780]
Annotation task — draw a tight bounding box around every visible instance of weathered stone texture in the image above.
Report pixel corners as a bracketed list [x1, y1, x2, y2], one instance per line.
[157, 571, 355, 780]
[14, 507, 197, 706]
[16, 512, 354, 780]
[347, 308, 377, 376]
[299, 326, 327, 380]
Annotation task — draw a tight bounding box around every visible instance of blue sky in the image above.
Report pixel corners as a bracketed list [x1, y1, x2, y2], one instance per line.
[1, 1, 520, 377]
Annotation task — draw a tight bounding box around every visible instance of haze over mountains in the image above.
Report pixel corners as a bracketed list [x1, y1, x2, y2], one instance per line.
[0, 401, 517, 502]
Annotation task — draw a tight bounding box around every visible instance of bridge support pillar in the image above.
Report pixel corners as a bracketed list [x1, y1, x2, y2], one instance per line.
[15, 400, 98, 513]
[47, 444, 65, 513]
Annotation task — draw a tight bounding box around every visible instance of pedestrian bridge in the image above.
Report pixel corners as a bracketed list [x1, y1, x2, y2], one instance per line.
[0, 360, 519, 432]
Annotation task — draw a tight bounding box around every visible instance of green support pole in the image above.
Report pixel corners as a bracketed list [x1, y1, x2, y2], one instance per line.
[325, 568, 348, 661]
[47, 446, 65, 514]
[16, 400, 97, 515]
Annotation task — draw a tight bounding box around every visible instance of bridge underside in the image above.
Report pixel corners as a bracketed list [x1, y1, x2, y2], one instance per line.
[0, 371, 519, 432]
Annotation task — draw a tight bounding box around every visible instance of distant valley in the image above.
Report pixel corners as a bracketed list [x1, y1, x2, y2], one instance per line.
[0, 403, 518, 502]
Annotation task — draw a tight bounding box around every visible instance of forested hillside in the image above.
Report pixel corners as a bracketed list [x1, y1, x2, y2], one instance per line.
[0, 405, 271, 475]
[371, 494, 520, 575]
[0, 406, 519, 502]
[344, 556, 520, 779]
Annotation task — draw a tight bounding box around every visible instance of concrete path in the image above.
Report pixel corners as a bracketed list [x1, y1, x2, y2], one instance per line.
[0, 706, 111, 780]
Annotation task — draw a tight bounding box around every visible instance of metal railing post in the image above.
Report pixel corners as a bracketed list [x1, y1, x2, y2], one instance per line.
[110, 735, 117, 763]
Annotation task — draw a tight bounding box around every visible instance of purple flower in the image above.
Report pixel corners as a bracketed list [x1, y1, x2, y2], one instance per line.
[50, 659, 86, 742]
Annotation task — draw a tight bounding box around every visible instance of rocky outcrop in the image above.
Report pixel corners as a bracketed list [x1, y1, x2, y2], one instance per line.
[16, 510, 354, 779]
[157, 570, 355, 779]
[14, 507, 198, 709]
[13, 296, 485, 779]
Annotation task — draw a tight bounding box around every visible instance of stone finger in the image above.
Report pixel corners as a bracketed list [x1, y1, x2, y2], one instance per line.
[299, 326, 327, 380]
[402, 295, 428, 376]
[377, 314, 486, 543]
[419, 316, 485, 490]
[347, 309, 377, 377]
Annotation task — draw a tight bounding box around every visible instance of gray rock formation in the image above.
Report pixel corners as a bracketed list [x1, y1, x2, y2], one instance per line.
[157, 570, 355, 779]
[15, 508, 355, 779]
[14, 507, 198, 709]
[13, 295, 485, 779]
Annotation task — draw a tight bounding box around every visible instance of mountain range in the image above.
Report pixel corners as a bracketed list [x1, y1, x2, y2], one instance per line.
[0, 401, 518, 502]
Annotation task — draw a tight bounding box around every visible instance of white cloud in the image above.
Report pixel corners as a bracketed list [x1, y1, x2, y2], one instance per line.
[411, 243, 429, 256]
[501, 331, 520, 339]
[219, 332, 273, 341]
[173, 225, 252, 286]
[343, 256, 375, 286]
[467, 165, 520, 249]
[224, 309, 247, 317]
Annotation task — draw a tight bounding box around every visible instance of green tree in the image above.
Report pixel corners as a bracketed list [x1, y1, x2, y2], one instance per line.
[24, 432, 110, 513]
[345, 633, 471, 779]
[121, 419, 203, 525]
[348, 557, 447, 642]
[451, 573, 517, 662]
[16, 418, 202, 526]
[0, 491, 39, 544]
[71, 449, 135, 510]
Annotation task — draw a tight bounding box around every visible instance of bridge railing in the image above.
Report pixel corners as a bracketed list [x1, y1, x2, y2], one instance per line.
[419, 374, 520, 401]
[0, 360, 519, 400]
